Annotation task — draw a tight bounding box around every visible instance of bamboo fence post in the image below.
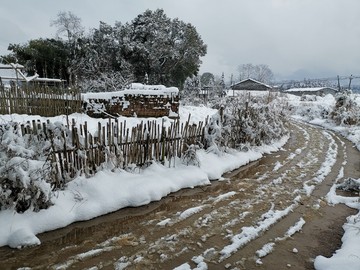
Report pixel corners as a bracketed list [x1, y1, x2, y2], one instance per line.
[84, 121, 89, 176]
[124, 128, 129, 167]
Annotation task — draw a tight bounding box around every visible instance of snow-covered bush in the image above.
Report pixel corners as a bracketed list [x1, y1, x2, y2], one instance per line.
[205, 95, 288, 152]
[204, 107, 232, 154]
[331, 92, 360, 126]
[228, 101, 288, 147]
[287, 94, 335, 122]
[78, 71, 133, 93]
[181, 144, 201, 167]
[0, 122, 53, 213]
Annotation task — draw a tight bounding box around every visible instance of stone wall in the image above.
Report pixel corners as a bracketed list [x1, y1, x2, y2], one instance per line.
[84, 94, 179, 118]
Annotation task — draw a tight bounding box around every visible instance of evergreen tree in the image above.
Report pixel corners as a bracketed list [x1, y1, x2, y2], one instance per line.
[1, 9, 207, 90]
[1, 39, 70, 81]
[123, 9, 207, 87]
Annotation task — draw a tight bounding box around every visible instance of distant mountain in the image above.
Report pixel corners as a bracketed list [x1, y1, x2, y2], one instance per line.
[276, 68, 337, 81]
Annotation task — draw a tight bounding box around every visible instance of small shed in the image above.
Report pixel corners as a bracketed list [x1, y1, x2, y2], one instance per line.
[284, 87, 338, 96]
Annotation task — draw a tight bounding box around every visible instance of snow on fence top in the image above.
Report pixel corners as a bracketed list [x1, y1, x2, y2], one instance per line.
[82, 83, 179, 101]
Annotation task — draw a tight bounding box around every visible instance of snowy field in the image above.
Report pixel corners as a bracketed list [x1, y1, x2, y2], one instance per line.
[1, 92, 360, 270]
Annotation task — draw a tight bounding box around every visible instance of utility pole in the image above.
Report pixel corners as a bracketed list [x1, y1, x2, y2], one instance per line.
[348, 75, 353, 90]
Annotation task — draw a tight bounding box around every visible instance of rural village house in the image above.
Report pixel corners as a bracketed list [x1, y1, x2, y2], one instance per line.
[229, 78, 273, 96]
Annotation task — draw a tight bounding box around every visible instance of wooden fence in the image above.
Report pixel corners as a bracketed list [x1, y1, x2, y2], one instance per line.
[21, 116, 207, 187]
[0, 83, 82, 116]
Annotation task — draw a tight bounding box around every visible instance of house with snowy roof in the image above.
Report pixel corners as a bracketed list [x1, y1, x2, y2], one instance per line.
[284, 87, 338, 96]
[229, 78, 272, 96]
[0, 63, 64, 87]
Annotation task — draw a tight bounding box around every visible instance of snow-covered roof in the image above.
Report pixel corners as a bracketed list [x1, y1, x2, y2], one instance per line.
[83, 83, 179, 100]
[0, 63, 63, 84]
[285, 87, 337, 93]
[0, 63, 27, 81]
[32, 77, 63, 83]
[0, 63, 25, 69]
[230, 78, 272, 89]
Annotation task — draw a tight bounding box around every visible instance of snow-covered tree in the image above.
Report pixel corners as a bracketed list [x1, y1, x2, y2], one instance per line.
[72, 21, 134, 92]
[182, 75, 203, 104]
[50, 11, 84, 42]
[201, 72, 215, 86]
[237, 64, 274, 84]
[2, 9, 207, 89]
[123, 9, 207, 87]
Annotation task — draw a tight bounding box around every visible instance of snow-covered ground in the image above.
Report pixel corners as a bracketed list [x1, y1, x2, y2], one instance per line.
[0, 105, 289, 249]
[285, 93, 360, 270]
[1, 91, 360, 270]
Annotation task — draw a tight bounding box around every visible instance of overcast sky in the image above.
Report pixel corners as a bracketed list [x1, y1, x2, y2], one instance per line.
[1, 0, 359, 81]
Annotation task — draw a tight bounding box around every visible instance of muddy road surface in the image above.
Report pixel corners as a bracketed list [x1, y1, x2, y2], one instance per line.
[1, 121, 360, 270]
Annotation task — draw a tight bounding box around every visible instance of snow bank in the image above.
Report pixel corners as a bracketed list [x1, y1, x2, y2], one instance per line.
[286, 92, 360, 270]
[1, 163, 209, 248]
[0, 105, 288, 249]
[0, 135, 288, 248]
[314, 213, 360, 270]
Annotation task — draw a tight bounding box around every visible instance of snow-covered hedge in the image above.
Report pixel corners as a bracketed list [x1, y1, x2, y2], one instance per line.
[331, 92, 360, 126]
[287, 94, 334, 122]
[0, 123, 53, 213]
[287, 91, 360, 126]
[205, 95, 288, 152]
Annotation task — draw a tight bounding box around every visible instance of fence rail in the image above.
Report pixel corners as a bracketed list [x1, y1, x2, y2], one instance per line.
[0, 84, 82, 116]
[21, 116, 207, 187]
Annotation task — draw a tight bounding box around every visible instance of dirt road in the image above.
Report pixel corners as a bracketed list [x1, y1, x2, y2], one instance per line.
[1, 121, 359, 270]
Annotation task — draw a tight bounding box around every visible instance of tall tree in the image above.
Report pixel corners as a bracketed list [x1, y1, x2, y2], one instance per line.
[200, 72, 215, 86]
[123, 9, 207, 87]
[1, 9, 207, 90]
[237, 63, 274, 84]
[51, 11, 84, 85]
[72, 22, 134, 92]
[50, 11, 84, 42]
[1, 39, 70, 80]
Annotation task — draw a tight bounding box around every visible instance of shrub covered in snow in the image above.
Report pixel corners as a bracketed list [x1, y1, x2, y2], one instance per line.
[181, 144, 201, 167]
[205, 95, 288, 152]
[287, 94, 335, 122]
[331, 92, 360, 126]
[287, 91, 360, 126]
[0, 122, 53, 213]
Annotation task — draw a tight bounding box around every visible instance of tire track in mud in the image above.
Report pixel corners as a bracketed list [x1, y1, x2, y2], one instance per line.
[1, 121, 359, 270]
